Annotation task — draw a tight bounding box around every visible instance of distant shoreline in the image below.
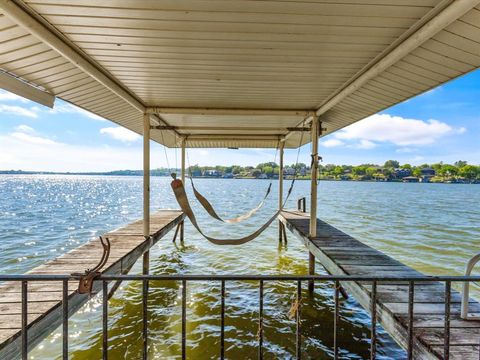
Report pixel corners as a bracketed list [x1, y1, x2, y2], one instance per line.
[1, 171, 478, 184]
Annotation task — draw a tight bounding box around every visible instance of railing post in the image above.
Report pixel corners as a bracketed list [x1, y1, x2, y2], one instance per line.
[182, 280, 186, 360]
[308, 253, 315, 293]
[407, 281, 415, 359]
[62, 279, 68, 360]
[258, 280, 264, 360]
[370, 281, 377, 360]
[143, 279, 149, 360]
[102, 280, 108, 360]
[333, 280, 339, 360]
[21, 280, 27, 360]
[220, 280, 225, 360]
[296, 280, 302, 360]
[444, 281, 451, 360]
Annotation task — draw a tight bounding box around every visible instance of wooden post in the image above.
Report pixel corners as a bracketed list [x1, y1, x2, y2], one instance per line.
[309, 116, 320, 292]
[278, 142, 284, 243]
[143, 113, 150, 275]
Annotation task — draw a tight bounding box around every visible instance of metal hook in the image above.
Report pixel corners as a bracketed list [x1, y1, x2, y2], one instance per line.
[72, 236, 111, 294]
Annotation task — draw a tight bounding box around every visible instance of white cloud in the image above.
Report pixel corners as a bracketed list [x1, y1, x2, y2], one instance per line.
[321, 138, 344, 148]
[10, 132, 60, 146]
[0, 132, 144, 172]
[15, 124, 35, 133]
[354, 139, 376, 149]
[49, 103, 105, 121]
[0, 90, 28, 102]
[335, 114, 465, 146]
[100, 126, 140, 142]
[0, 104, 38, 118]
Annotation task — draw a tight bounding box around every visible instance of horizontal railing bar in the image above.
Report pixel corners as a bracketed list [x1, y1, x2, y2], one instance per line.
[3, 274, 480, 282]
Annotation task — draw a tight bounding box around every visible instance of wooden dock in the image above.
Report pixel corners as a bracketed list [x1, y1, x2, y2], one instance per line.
[0, 210, 184, 359]
[280, 210, 480, 360]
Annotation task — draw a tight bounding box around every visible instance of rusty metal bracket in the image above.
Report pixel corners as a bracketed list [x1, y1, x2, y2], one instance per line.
[72, 236, 110, 294]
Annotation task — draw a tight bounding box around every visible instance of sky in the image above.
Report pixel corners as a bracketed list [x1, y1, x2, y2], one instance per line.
[0, 69, 479, 172]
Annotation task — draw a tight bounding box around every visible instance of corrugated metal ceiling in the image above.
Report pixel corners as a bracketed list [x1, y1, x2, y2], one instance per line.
[1, 0, 480, 148]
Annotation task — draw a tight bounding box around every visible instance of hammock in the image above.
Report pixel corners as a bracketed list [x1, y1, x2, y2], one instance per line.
[186, 144, 278, 223]
[189, 177, 271, 223]
[172, 177, 278, 245]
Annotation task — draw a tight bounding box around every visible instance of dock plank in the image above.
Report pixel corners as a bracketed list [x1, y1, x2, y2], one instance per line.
[280, 210, 480, 360]
[0, 210, 184, 359]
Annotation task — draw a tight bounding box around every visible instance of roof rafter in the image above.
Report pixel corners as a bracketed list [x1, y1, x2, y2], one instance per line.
[314, 0, 480, 117]
[0, 0, 145, 113]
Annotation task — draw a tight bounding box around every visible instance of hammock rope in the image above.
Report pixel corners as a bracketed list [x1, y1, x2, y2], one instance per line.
[186, 142, 279, 223]
[169, 120, 308, 245]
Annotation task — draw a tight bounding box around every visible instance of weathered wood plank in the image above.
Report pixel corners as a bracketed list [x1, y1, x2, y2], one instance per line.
[0, 210, 184, 359]
[280, 210, 480, 360]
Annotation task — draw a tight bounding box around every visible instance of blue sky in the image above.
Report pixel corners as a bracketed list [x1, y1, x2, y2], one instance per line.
[0, 69, 479, 172]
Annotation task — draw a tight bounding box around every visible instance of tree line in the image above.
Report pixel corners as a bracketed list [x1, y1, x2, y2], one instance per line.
[185, 159, 480, 182]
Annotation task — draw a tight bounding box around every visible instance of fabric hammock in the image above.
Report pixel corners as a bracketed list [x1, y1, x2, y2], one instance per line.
[172, 177, 278, 245]
[189, 177, 272, 223]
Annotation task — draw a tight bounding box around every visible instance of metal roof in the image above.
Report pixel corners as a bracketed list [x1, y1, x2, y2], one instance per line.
[1, 0, 480, 148]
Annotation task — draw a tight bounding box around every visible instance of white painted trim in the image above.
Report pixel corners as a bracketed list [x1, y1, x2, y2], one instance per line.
[0, 71, 54, 108]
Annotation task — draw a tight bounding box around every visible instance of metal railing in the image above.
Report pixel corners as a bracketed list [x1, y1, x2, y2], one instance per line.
[3, 274, 480, 360]
[461, 253, 480, 319]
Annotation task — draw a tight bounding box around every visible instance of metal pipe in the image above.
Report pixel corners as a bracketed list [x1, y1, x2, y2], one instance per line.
[21, 280, 27, 360]
[102, 281, 108, 360]
[315, 0, 480, 116]
[220, 280, 225, 360]
[308, 253, 315, 293]
[2, 274, 480, 282]
[296, 280, 302, 360]
[0, 0, 145, 113]
[258, 280, 264, 360]
[370, 281, 377, 360]
[334, 281, 339, 360]
[62, 279, 68, 360]
[407, 281, 415, 359]
[143, 279, 148, 360]
[461, 253, 480, 319]
[444, 281, 451, 360]
[182, 280, 187, 360]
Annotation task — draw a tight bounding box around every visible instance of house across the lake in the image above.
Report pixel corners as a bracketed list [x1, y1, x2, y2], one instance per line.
[403, 176, 420, 183]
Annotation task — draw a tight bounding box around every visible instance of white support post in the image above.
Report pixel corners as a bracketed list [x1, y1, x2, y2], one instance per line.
[309, 117, 320, 292]
[278, 142, 285, 243]
[143, 113, 150, 274]
[309, 117, 319, 238]
[181, 138, 186, 184]
[180, 138, 186, 242]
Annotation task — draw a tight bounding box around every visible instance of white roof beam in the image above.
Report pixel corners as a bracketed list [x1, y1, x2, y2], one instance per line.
[146, 107, 310, 117]
[0, 71, 54, 108]
[315, 0, 480, 117]
[0, 0, 145, 113]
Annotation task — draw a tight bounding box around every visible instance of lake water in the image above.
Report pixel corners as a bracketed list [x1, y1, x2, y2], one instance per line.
[1, 175, 479, 359]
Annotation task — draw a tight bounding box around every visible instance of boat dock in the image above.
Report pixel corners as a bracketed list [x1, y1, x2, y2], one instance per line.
[280, 210, 480, 360]
[0, 210, 184, 359]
